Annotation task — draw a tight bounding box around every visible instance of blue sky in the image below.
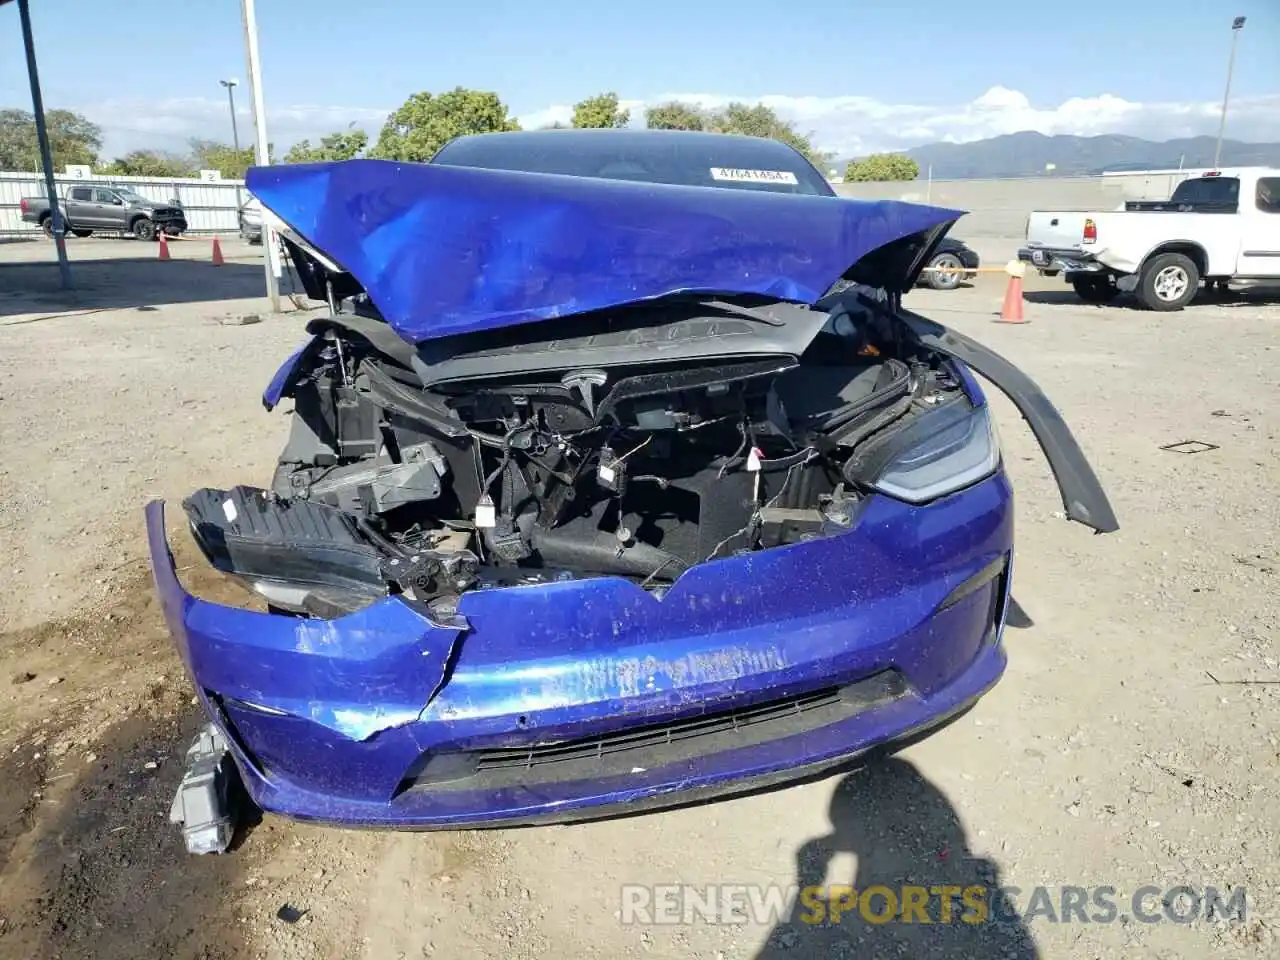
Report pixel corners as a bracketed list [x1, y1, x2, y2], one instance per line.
[3, 0, 1278, 160]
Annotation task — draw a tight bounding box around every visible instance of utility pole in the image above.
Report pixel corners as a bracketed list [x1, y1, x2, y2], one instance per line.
[1214, 16, 1246, 169]
[240, 0, 280, 312]
[17, 0, 71, 289]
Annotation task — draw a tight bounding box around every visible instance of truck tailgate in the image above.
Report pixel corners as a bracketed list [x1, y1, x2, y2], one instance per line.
[1026, 211, 1089, 250]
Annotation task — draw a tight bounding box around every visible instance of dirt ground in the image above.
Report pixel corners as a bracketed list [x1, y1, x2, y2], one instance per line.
[1, 237, 1277, 959]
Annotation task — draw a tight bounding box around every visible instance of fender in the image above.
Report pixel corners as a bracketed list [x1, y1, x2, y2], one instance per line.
[895, 306, 1119, 534]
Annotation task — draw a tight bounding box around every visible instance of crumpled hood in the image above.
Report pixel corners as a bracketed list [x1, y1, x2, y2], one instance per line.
[246, 159, 962, 344]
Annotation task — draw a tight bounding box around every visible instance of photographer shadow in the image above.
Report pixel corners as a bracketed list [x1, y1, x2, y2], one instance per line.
[754, 756, 1039, 959]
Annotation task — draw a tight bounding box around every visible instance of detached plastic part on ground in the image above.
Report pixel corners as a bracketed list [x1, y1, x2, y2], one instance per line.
[169, 723, 244, 855]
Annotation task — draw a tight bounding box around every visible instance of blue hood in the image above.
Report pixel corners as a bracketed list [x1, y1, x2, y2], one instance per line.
[246, 159, 961, 344]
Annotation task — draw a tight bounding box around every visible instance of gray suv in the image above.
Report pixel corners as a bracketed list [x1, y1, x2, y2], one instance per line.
[20, 185, 188, 240]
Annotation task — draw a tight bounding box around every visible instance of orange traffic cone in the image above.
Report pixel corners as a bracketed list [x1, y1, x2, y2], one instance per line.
[211, 236, 225, 266]
[997, 261, 1027, 324]
[158, 233, 171, 261]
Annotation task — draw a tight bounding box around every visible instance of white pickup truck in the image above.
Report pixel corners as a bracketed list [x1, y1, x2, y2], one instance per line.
[1018, 167, 1280, 310]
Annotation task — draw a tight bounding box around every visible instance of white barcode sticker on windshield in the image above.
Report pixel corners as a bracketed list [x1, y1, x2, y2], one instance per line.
[710, 167, 799, 185]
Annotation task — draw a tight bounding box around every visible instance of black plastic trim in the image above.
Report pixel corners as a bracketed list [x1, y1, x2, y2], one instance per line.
[894, 307, 1119, 534]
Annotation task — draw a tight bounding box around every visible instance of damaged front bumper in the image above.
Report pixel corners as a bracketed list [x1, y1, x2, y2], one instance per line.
[148, 474, 1012, 830]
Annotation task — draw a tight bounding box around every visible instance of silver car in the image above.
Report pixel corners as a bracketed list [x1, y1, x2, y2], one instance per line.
[238, 197, 263, 244]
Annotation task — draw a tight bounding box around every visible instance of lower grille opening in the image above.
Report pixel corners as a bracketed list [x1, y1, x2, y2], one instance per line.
[396, 669, 909, 795]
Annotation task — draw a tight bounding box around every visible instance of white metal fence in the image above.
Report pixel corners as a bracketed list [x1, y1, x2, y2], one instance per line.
[0, 171, 246, 236]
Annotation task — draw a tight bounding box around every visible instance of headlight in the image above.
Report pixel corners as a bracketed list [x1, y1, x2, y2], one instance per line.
[871, 400, 1001, 504]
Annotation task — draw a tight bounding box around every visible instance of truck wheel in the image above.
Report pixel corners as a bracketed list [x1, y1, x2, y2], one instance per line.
[41, 217, 54, 239]
[132, 218, 156, 241]
[1138, 253, 1199, 311]
[71, 228, 93, 238]
[1070, 275, 1120, 304]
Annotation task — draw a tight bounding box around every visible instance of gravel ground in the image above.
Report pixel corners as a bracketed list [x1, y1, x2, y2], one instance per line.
[0, 238, 1277, 959]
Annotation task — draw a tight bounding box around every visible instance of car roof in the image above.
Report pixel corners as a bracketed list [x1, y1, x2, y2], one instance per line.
[1182, 167, 1278, 177]
[441, 127, 806, 151]
[433, 128, 826, 171]
[432, 128, 835, 197]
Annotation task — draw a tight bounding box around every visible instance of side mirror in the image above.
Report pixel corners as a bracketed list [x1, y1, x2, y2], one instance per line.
[113, 196, 124, 205]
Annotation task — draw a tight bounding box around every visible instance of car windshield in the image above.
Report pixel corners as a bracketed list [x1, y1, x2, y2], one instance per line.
[432, 130, 835, 197]
[113, 188, 147, 203]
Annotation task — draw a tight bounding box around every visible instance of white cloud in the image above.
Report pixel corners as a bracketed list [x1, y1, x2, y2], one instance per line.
[525, 87, 1280, 157]
[82, 87, 1280, 160]
[515, 104, 573, 130]
[517, 98, 648, 130]
[80, 97, 391, 157]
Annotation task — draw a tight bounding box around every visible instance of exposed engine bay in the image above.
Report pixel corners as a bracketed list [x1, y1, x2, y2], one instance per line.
[184, 288, 983, 621]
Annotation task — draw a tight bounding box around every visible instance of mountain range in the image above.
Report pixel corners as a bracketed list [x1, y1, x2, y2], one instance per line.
[873, 132, 1280, 180]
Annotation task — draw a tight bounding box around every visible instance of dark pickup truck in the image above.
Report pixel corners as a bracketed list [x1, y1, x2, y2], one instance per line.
[20, 185, 188, 240]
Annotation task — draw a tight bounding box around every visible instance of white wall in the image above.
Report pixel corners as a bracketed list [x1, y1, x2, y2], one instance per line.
[832, 171, 1196, 239]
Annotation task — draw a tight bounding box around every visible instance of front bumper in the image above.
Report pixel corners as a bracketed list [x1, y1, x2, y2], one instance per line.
[1018, 245, 1105, 276]
[148, 473, 1013, 829]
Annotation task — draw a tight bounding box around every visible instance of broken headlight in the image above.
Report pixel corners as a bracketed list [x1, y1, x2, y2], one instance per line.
[870, 401, 1000, 504]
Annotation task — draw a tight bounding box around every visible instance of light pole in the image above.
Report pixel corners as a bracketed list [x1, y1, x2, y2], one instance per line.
[15, 0, 71, 288]
[220, 78, 242, 207]
[1213, 16, 1246, 169]
[219, 78, 241, 153]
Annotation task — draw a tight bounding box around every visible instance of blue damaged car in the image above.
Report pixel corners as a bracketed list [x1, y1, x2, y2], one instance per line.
[149, 130, 1117, 850]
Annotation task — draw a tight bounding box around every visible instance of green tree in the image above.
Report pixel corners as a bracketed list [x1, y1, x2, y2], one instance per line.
[371, 88, 520, 162]
[99, 149, 195, 178]
[645, 101, 706, 131]
[283, 129, 369, 164]
[843, 153, 920, 182]
[705, 102, 831, 170]
[0, 107, 102, 171]
[188, 139, 263, 179]
[572, 92, 629, 129]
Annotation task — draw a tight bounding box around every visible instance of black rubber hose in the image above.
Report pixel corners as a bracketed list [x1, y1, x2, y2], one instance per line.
[816, 359, 911, 433]
[838, 395, 916, 485]
[531, 526, 689, 579]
